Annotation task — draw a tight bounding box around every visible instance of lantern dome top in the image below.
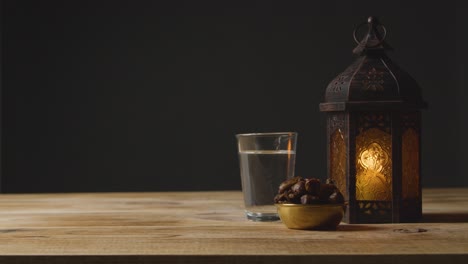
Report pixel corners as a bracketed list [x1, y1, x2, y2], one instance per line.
[320, 16, 427, 112]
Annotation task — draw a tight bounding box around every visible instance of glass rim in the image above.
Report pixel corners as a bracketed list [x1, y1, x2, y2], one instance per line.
[235, 132, 298, 138]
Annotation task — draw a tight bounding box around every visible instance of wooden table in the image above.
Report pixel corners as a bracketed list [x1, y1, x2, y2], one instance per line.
[0, 189, 467, 264]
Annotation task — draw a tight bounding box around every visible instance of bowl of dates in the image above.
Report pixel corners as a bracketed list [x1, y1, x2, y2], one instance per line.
[274, 176, 346, 230]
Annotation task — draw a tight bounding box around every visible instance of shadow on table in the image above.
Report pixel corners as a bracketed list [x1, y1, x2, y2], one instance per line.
[422, 213, 468, 223]
[336, 225, 381, 231]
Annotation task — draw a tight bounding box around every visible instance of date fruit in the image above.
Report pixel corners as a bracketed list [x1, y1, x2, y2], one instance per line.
[274, 176, 344, 205]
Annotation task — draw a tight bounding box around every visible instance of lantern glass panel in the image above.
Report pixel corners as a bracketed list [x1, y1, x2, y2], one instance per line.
[355, 114, 392, 201]
[330, 128, 347, 198]
[402, 129, 420, 201]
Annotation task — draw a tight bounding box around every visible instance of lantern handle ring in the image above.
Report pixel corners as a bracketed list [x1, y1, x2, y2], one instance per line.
[353, 21, 387, 48]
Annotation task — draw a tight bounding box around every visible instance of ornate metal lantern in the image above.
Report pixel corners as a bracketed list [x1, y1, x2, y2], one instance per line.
[320, 17, 427, 223]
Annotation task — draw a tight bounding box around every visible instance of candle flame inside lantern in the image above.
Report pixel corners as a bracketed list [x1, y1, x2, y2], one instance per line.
[360, 143, 388, 172]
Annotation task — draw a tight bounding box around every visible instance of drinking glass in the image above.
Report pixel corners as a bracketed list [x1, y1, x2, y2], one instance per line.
[236, 132, 297, 221]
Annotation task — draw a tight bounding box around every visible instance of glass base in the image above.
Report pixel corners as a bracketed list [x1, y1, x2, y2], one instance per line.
[246, 211, 280, 222]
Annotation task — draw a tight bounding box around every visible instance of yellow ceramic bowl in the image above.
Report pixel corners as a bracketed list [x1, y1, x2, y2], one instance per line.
[275, 203, 345, 230]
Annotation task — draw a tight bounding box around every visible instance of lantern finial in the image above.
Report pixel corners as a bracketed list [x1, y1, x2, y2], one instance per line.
[353, 16, 392, 55]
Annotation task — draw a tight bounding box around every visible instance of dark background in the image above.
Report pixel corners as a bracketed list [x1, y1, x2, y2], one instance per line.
[1, 0, 467, 193]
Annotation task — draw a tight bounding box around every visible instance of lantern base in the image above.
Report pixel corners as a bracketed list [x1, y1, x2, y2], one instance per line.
[343, 200, 422, 224]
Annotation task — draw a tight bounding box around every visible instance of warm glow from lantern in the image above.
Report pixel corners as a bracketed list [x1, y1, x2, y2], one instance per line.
[286, 136, 294, 177]
[356, 128, 392, 201]
[359, 143, 388, 172]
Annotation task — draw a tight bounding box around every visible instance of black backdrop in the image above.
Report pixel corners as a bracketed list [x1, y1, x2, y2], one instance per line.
[1, 0, 467, 193]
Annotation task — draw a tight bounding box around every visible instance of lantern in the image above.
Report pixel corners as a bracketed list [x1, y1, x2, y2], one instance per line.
[319, 17, 427, 223]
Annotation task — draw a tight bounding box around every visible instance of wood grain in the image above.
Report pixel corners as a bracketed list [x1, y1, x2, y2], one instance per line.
[0, 189, 467, 264]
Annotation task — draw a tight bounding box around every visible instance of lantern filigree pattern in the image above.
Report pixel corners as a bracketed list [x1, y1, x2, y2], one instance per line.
[362, 68, 385, 91]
